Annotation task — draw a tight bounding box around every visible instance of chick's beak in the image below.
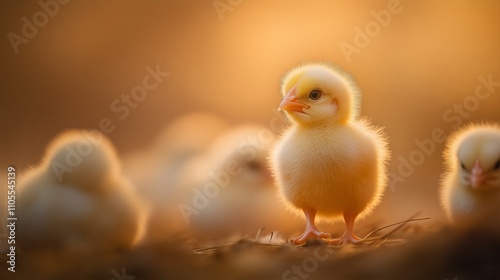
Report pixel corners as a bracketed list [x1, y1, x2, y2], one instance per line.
[470, 160, 486, 189]
[279, 86, 310, 113]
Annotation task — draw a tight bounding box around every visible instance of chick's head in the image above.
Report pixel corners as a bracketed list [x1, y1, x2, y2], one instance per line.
[446, 124, 500, 191]
[45, 130, 120, 191]
[279, 62, 361, 126]
[206, 125, 274, 190]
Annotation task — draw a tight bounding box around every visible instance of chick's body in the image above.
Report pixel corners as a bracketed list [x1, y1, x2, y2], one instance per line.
[123, 112, 229, 242]
[271, 63, 389, 244]
[275, 121, 382, 218]
[18, 130, 145, 255]
[181, 125, 292, 238]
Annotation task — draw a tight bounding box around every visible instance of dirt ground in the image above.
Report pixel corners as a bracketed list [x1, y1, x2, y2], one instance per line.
[2, 218, 500, 280]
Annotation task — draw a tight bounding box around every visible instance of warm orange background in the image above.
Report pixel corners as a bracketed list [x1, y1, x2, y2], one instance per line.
[1, 0, 500, 222]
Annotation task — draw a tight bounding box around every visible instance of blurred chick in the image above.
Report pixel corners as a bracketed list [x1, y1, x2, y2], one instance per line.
[440, 123, 500, 225]
[18, 130, 145, 254]
[270, 62, 390, 244]
[123, 112, 229, 242]
[181, 125, 301, 239]
[123, 112, 229, 200]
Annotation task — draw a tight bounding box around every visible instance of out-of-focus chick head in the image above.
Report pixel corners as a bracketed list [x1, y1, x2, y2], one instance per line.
[44, 130, 120, 191]
[445, 123, 500, 191]
[279, 62, 361, 125]
[204, 125, 275, 189]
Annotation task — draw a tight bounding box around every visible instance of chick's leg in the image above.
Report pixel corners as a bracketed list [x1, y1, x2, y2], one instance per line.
[328, 212, 361, 245]
[291, 208, 331, 244]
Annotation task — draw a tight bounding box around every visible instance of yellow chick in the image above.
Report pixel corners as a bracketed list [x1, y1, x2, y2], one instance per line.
[270, 62, 390, 244]
[440, 123, 500, 225]
[18, 130, 145, 254]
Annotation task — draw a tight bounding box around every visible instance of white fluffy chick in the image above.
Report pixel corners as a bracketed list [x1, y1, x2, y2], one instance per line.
[440, 123, 500, 225]
[18, 130, 145, 254]
[270, 63, 390, 244]
[181, 125, 298, 238]
[123, 112, 229, 242]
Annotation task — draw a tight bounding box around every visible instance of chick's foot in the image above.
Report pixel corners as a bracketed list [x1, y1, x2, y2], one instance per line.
[326, 232, 361, 245]
[291, 227, 331, 244]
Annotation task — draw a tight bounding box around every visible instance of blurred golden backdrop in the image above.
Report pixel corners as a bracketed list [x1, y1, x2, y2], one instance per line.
[1, 0, 500, 226]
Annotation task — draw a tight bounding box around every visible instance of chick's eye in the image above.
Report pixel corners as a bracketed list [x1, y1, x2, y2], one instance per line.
[460, 162, 467, 170]
[309, 90, 322, 100]
[494, 160, 500, 170]
[247, 161, 262, 171]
